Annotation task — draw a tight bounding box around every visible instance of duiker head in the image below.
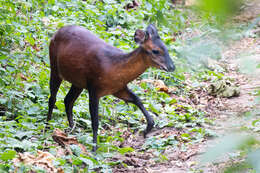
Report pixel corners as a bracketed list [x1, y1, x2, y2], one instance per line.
[134, 24, 175, 72]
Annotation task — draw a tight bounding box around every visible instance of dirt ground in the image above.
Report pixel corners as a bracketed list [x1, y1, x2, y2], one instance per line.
[112, 0, 260, 172]
[161, 0, 260, 172]
[169, 1, 260, 172]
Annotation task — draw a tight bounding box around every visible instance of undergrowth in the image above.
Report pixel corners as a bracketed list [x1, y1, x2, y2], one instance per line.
[0, 0, 231, 172]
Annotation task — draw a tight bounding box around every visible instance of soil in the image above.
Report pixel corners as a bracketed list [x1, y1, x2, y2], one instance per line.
[113, 0, 260, 172]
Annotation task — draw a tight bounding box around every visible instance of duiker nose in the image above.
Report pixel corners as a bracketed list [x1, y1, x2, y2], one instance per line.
[168, 62, 175, 72]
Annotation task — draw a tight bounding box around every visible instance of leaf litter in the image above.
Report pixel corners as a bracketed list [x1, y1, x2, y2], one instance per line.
[3, 0, 260, 172]
[13, 151, 64, 173]
[12, 129, 90, 172]
[52, 128, 88, 155]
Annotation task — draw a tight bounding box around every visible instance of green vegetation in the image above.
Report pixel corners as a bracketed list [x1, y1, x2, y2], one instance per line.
[1, 0, 259, 172]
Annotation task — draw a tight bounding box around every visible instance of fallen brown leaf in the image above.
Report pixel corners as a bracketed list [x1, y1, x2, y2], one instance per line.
[13, 150, 63, 173]
[140, 79, 176, 94]
[52, 128, 88, 155]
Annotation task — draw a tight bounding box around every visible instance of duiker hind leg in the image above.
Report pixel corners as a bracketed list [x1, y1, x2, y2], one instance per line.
[64, 85, 83, 128]
[47, 71, 62, 122]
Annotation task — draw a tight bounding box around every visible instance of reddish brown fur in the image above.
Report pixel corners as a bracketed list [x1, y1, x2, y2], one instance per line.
[50, 26, 156, 98]
[47, 25, 175, 152]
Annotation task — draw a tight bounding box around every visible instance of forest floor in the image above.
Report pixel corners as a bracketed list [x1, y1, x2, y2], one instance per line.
[113, 0, 260, 172]
[2, 1, 260, 173]
[155, 1, 260, 172]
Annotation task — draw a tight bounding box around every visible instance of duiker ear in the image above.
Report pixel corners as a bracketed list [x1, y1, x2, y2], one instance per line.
[146, 24, 158, 38]
[134, 29, 147, 44]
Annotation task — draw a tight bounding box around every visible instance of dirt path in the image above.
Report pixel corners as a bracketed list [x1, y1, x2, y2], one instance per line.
[195, 36, 260, 173]
[191, 1, 260, 172]
[149, 43, 260, 172]
[151, 1, 260, 172]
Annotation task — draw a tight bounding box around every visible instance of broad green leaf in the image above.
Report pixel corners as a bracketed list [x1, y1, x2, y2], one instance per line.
[0, 150, 16, 161]
[118, 147, 134, 155]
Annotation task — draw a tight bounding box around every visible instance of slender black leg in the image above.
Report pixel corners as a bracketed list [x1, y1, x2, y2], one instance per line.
[64, 85, 83, 128]
[114, 87, 154, 137]
[47, 72, 62, 122]
[88, 85, 99, 152]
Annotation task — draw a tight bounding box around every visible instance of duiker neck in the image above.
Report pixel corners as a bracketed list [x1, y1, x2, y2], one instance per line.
[115, 47, 150, 83]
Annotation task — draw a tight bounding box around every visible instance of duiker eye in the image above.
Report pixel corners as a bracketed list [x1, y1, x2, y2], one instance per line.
[152, 50, 160, 55]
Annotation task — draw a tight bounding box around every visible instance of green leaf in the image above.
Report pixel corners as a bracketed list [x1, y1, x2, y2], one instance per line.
[27, 106, 40, 115]
[0, 55, 7, 60]
[248, 149, 260, 172]
[72, 156, 82, 166]
[80, 157, 94, 169]
[70, 144, 82, 156]
[149, 103, 161, 114]
[118, 147, 134, 155]
[201, 134, 256, 163]
[0, 98, 7, 104]
[165, 98, 177, 104]
[0, 150, 16, 161]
